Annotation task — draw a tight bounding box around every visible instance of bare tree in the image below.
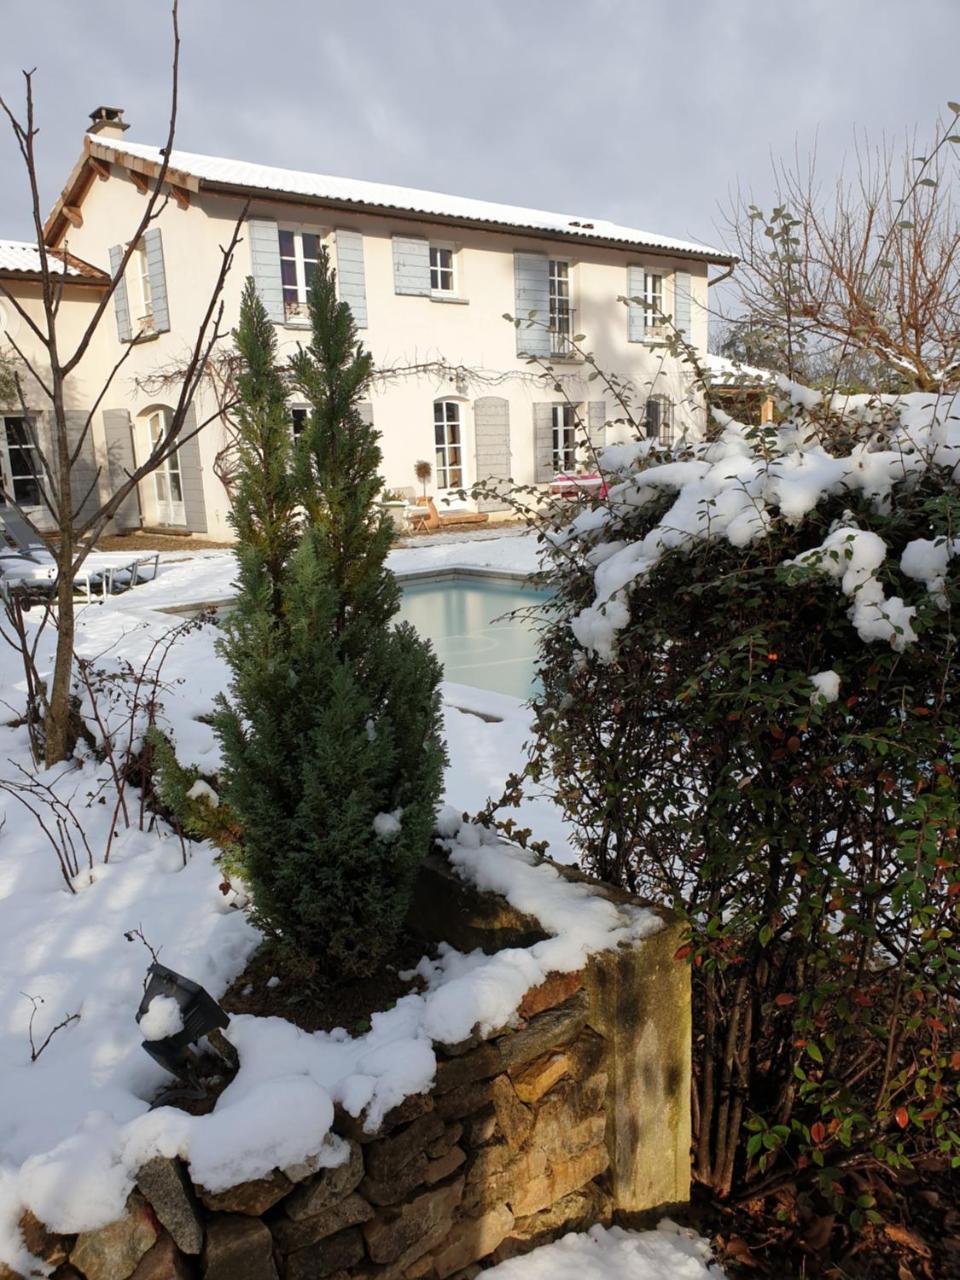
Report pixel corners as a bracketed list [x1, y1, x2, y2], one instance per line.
[723, 104, 960, 392]
[0, 0, 244, 765]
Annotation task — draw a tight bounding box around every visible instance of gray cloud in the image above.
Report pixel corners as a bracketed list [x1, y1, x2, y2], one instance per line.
[1, 0, 957, 267]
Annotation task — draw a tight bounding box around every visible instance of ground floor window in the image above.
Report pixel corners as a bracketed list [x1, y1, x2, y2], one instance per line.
[1, 415, 42, 507]
[434, 400, 464, 489]
[291, 407, 309, 440]
[552, 403, 578, 472]
[645, 395, 675, 447]
[147, 408, 185, 524]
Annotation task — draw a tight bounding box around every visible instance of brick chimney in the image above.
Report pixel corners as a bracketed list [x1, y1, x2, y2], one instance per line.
[87, 106, 129, 139]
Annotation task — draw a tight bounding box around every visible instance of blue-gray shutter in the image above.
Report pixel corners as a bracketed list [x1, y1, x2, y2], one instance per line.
[63, 411, 101, 524]
[534, 403, 555, 483]
[108, 245, 132, 342]
[392, 236, 431, 296]
[588, 400, 606, 455]
[142, 227, 170, 333]
[674, 270, 692, 338]
[473, 396, 511, 511]
[514, 253, 551, 357]
[102, 408, 141, 529]
[627, 266, 646, 343]
[335, 229, 368, 328]
[178, 403, 207, 533]
[248, 218, 284, 323]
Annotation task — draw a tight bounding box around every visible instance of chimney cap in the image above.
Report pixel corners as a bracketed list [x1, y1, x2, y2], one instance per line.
[88, 106, 129, 136]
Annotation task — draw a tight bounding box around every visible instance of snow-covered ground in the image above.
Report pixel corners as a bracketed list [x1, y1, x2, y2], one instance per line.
[484, 1222, 723, 1279]
[0, 529, 633, 1271]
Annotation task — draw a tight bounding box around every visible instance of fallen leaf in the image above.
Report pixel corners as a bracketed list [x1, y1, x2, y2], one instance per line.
[885, 1223, 932, 1258]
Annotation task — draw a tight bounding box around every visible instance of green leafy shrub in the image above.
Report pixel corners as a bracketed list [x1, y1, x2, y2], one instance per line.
[216, 252, 445, 979]
[527, 390, 960, 1208]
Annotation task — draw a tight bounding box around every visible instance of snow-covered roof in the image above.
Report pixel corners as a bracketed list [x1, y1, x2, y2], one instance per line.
[0, 239, 106, 281]
[92, 138, 733, 263]
[703, 352, 775, 385]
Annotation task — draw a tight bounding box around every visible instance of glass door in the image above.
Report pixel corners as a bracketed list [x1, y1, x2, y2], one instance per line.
[148, 409, 186, 525]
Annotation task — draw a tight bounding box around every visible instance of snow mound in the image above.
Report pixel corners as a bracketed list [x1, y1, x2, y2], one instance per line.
[483, 1221, 724, 1279]
[138, 995, 184, 1041]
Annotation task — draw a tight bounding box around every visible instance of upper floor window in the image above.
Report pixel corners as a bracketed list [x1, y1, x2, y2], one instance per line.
[644, 272, 664, 333]
[1, 416, 42, 508]
[279, 228, 321, 322]
[548, 260, 574, 355]
[551, 404, 578, 473]
[434, 400, 464, 490]
[645, 395, 674, 447]
[134, 243, 153, 330]
[430, 245, 456, 294]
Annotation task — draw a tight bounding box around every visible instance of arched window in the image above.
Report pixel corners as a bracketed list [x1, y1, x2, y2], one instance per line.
[644, 395, 674, 447]
[434, 400, 464, 490]
[142, 406, 185, 525]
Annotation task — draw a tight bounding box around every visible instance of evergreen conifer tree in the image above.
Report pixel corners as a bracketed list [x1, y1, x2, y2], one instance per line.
[216, 251, 445, 979]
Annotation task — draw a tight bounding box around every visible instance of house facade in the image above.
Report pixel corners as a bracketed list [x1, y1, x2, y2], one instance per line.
[3, 110, 733, 540]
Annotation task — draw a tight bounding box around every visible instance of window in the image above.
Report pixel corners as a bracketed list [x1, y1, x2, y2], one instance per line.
[434, 401, 464, 490]
[645, 395, 675, 447]
[551, 404, 578, 473]
[147, 408, 185, 523]
[279, 228, 321, 321]
[1, 416, 42, 507]
[429, 245, 455, 294]
[548, 260, 573, 355]
[644, 272, 664, 332]
[291, 407, 309, 440]
[133, 243, 153, 330]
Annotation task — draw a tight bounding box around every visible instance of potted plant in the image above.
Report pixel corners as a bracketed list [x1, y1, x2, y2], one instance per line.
[380, 486, 409, 533]
[414, 459, 432, 505]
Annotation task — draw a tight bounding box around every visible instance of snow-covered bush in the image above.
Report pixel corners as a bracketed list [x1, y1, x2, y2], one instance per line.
[528, 384, 960, 1207]
[216, 258, 445, 979]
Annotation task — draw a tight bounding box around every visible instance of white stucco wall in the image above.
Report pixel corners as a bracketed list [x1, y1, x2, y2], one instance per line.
[47, 151, 715, 539]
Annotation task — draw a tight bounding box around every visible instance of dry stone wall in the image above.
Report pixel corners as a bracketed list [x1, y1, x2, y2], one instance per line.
[7, 851, 690, 1280]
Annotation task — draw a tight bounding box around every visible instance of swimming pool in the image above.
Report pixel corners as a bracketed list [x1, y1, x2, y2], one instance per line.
[396, 572, 551, 699]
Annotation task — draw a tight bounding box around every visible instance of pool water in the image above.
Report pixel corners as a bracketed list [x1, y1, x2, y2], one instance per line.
[396, 575, 550, 699]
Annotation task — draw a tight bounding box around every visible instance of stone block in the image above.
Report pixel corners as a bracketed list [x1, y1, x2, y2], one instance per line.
[361, 1151, 429, 1206]
[496, 997, 588, 1073]
[365, 1113, 445, 1182]
[430, 1203, 514, 1279]
[18, 1209, 71, 1269]
[284, 1143, 364, 1221]
[202, 1215, 277, 1280]
[424, 1146, 465, 1185]
[489, 1076, 532, 1151]
[137, 1156, 204, 1254]
[284, 1227, 364, 1280]
[427, 1123, 462, 1159]
[517, 970, 584, 1020]
[272, 1193, 373, 1253]
[434, 1079, 494, 1121]
[198, 1170, 292, 1216]
[584, 918, 691, 1212]
[528, 1094, 607, 1158]
[491, 1182, 613, 1264]
[464, 1111, 496, 1147]
[363, 1177, 464, 1265]
[433, 1044, 501, 1095]
[507, 1144, 609, 1219]
[70, 1193, 157, 1280]
[130, 1231, 193, 1280]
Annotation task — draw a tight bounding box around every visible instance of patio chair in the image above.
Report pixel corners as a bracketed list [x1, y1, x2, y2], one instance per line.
[0, 507, 50, 562]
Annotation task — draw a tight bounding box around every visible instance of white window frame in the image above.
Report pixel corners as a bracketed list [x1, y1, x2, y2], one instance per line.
[278, 226, 324, 323]
[551, 403, 578, 473]
[429, 243, 457, 295]
[130, 242, 154, 332]
[1, 415, 43, 510]
[644, 272, 664, 335]
[434, 400, 465, 491]
[548, 259, 575, 355]
[147, 407, 186, 525]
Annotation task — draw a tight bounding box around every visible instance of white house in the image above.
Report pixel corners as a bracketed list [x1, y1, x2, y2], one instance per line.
[2, 108, 733, 540]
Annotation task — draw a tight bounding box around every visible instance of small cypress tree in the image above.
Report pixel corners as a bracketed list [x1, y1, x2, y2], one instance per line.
[229, 277, 301, 615]
[216, 251, 445, 978]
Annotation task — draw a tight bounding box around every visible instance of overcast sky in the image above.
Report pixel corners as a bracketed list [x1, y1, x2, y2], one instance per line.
[1, 0, 958, 262]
